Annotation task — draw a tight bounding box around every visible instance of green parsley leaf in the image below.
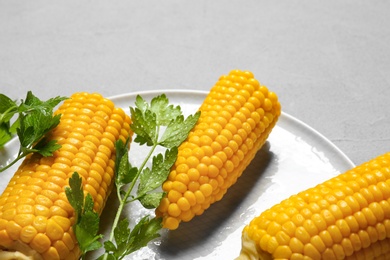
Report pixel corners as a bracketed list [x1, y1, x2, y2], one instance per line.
[19, 91, 66, 114]
[159, 111, 200, 148]
[127, 216, 162, 254]
[130, 105, 157, 146]
[0, 94, 18, 148]
[75, 195, 103, 254]
[134, 95, 148, 114]
[113, 218, 131, 258]
[137, 147, 177, 198]
[130, 94, 187, 146]
[115, 140, 137, 189]
[32, 138, 62, 157]
[149, 94, 182, 126]
[65, 172, 84, 220]
[65, 172, 103, 258]
[102, 241, 116, 255]
[114, 218, 131, 249]
[138, 192, 165, 209]
[99, 218, 130, 260]
[84, 191, 95, 213]
[114, 139, 129, 176]
[0, 123, 12, 147]
[103, 217, 161, 259]
[0, 91, 67, 172]
[0, 94, 17, 123]
[18, 110, 61, 149]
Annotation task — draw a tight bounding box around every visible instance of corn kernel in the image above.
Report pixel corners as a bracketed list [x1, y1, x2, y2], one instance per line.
[167, 190, 182, 203]
[167, 203, 181, 217]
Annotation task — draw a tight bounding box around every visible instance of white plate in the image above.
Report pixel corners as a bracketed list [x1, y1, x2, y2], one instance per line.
[0, 90, 355, 260]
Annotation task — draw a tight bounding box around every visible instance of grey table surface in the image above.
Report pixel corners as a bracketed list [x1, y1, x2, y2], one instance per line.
[1, 0, 389, 167]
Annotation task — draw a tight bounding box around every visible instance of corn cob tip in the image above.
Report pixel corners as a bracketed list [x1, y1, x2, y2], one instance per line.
[235, 232, 270, 260]
[0, 243, 43, 259]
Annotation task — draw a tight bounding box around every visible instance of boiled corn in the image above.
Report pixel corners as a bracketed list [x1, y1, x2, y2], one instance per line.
[237, 152, 390, 260]
[156, 70, 281, 230]
[0, 92, 132, 260]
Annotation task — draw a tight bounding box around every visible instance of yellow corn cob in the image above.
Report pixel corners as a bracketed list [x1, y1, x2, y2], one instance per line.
[0, 92, 133, 260]
[156, 70, 282, 230]
[237, 152, 390, 260]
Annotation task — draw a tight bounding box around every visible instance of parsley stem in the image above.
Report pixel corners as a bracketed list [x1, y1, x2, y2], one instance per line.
[103, 140, 159, 260]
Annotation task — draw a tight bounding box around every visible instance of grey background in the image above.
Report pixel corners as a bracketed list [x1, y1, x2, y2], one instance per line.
[1, 1, 389, 166]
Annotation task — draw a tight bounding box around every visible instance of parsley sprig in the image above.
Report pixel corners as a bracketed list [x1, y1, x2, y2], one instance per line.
[101, 94, 200, 259]
[66, 94, 200, 259]
[0, 91, 67, 172]
[65, 172, 103, 259]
